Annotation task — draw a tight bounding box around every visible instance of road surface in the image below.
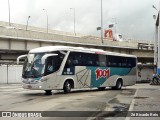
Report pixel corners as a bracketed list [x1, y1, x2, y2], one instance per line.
[0, 83, 160, 120]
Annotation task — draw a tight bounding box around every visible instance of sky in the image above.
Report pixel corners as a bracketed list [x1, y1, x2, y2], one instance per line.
[0, 0, 158, 40]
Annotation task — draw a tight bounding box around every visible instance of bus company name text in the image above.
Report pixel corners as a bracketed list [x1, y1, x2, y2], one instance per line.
[95, 68, 110, 80]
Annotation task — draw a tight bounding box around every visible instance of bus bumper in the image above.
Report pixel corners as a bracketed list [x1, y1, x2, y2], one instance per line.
[22, 82, 47, 90]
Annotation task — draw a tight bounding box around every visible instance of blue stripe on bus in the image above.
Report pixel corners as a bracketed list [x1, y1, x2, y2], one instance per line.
[86, 67, 131, 87]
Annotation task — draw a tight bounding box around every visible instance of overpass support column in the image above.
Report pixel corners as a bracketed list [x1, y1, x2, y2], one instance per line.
[154, 25, 158, 66]
[158, 12, 160, 74]
[9, 39, 11, 50]
[25, 40, 27, 50]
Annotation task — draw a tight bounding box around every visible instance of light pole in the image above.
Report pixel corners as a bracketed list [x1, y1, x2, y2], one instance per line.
[8, 0, 11, 26]
[153, 5, 158, 12]
[152, 4, 160, 74]
[43, 9, 48, 33]
[153, 15, 157, 20]
[153, 15, 158, 66]
[70, 8, 76, 36]
[101, 0, 103, 44]
[26, 16, 30, 31]
[112, 18, 117, 36]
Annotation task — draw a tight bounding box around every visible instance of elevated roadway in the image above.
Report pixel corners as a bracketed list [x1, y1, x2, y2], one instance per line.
[0, 21, 154, 64]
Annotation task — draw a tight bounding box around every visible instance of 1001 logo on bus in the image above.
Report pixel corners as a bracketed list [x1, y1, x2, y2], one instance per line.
[95, 68, 110, 80]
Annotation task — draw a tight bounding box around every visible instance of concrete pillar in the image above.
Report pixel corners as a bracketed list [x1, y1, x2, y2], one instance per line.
[157, 13, 160, 74]
[154, 25, 158, 65]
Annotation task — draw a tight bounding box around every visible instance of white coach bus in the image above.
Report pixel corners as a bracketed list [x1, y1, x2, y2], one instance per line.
[17, 46, 137, 94]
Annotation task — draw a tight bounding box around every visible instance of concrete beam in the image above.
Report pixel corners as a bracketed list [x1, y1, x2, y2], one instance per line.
[0, 24, 154, 64]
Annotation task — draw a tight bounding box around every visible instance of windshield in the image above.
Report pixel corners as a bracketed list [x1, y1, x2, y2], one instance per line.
[22, 53, 45, 78]
[22, 51, 66, 78]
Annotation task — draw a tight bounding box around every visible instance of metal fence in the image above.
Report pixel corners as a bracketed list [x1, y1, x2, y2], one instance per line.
[0, 65, 22, 84]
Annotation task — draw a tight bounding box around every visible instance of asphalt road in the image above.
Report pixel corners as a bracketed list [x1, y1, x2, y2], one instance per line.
[0, 83, 160, 120]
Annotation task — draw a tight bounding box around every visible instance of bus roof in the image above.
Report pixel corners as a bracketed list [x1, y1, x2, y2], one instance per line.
[29, 46, 137, 58]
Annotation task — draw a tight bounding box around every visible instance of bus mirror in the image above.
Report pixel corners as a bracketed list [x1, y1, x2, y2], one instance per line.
[41, 54, 58, 64]
[28, 54, 35, 64]
[17, 54, 27, 64]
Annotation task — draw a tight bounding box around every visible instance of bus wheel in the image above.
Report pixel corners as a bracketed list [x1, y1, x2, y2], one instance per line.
[98, 87, 106, 91]
[63, 81, 71, 93]
[45, 90, 52, 95]
[112, 80, 122, 90]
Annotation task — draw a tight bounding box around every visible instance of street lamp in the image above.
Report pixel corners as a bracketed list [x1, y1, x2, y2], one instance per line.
[152, 4, 159, 73]
[153, 15, 157, 20]
[152, 5, 158, 12]
[8, 0, 11, 26]
[112, 18, 117, 36]
[26, 16, 30, 31]
[101, 0, 103, 44]
[43, 9, 48, 33]
[70, 8, 76, 36]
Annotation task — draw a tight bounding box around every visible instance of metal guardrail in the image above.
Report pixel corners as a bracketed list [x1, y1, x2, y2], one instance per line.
[138, 43, 154, 50]
[0, 22, 154, 50]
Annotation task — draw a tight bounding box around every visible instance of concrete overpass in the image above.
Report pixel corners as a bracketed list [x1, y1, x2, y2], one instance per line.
[0, 21, 154, 64]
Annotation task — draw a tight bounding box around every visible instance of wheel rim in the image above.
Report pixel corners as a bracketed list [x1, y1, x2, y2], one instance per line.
[117, 81, 122, 88]
[65, 82, 71, 92]
[67, 83, 71, 90]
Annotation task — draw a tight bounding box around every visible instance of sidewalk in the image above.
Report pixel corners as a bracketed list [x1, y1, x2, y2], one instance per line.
[128, 84, 160, 120]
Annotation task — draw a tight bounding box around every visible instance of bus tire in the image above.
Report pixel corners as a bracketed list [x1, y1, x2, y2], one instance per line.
[112, 80, 123, 90]
[63, 81, 72, 93]
[45, 90, 52, 95]
[98, 87, 106, 91]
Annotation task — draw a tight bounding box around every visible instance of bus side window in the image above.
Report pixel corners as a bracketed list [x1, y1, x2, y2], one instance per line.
[45, 57, 55, 75]
[119, 57, 123, 67]
[108, 62, 111, 66]
[86, 56, 93, 66]
[128, 58, 136, 67]
[126, 58, 131, 68]
[73, 59, 79, 65]
[118, 62, 122, 67]
[65, 52, 81, 68]
[107, 55, 111, 67]
[99, 55, 106, 67]
[96, 61, 99, 66]
[87, 60, 93, 65]
[65, 57, 72, 68]
[120, 57, 126, 67]
[47, 61, 54, 72]
[110, 56, 116, 67]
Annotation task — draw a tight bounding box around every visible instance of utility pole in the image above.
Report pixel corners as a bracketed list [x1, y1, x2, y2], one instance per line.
[101, 0, 103, 44]
[70, 8, 76, 36]
[8, 0, 11, 26]
[43, 9, 48, 33]
[26, 16, 30, 31]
